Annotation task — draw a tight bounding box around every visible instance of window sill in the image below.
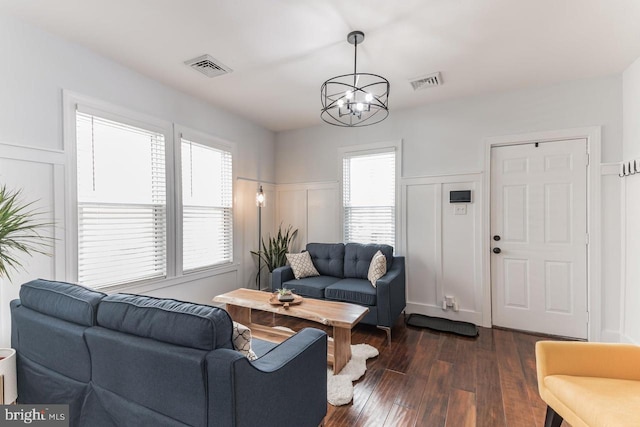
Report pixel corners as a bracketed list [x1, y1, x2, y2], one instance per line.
[94, 262, 240, 295]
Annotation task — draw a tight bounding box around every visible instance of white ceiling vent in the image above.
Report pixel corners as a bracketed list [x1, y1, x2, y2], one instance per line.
[184, 54, 232, 78]
[409, 72, 442, 91]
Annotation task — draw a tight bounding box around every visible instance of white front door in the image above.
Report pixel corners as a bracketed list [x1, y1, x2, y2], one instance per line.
[491, 139, 588, 339]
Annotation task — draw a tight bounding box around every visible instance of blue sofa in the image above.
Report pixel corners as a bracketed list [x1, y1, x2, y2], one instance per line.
[272, 243, 406, 343]
[10, 279, 327, 427]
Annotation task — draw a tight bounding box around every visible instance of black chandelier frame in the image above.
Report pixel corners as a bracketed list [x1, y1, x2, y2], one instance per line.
[320, 31, 390, 127]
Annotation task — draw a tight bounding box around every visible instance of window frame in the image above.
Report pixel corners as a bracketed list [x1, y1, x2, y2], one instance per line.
[338, 140, 402, 250]
[64, 92, 238, 291]
[174, 125, 236, 275]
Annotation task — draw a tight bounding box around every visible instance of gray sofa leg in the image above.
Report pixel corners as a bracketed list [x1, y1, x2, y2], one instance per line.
[377, 326, 391, 345]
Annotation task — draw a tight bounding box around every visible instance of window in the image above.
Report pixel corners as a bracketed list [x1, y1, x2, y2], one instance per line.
[342, 148, 397, 247]
[181, 138, 233, 271]
[73, 102, 235, 289]
[76, 111, 167, 287]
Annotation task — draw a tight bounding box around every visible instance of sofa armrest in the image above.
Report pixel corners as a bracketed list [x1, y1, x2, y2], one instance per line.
[536, 341, 640, 392]
[207, 328, 327, 427]
[374, 256, 406, 328]
[272, 266, 294, 290]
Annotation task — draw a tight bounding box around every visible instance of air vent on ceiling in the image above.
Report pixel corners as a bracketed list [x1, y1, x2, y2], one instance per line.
[409, 72, 442, 91]
[184, 54, 232, 78]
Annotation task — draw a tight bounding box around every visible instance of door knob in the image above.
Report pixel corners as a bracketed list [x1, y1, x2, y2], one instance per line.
[492, 247, 501, 254]
[493, 235, 501, 241]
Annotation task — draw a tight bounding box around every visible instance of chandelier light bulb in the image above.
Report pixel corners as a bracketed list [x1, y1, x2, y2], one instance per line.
[365, 93, 373, 102]
[356, 102, 364, 111]
[345, 91, 353, 100]
[337, 99, 344, 108]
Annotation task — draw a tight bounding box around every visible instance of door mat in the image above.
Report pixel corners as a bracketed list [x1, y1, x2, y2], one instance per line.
[406, 313, 479, 337]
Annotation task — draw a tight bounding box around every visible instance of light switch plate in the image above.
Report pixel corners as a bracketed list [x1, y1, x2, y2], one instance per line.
[454, 205, 467, 215]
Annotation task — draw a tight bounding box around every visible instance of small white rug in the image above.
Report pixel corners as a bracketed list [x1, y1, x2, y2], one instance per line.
[272, 326, 379, 406]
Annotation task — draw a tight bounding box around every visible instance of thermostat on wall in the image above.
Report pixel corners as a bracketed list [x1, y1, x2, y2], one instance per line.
[449, 190, 472, 203]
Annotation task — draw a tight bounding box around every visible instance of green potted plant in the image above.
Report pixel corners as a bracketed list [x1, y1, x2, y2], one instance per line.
[0, 184, 52, 281]
[250, 224, 298, 289]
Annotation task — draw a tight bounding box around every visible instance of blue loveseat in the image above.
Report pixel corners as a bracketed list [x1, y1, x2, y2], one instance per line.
[272, 243, 406, 343]
[10, 279, 327, 427]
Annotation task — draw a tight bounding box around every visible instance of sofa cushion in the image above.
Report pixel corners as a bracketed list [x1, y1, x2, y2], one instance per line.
[306, 243, 345, 278]
[544, 375, 640, 427]
[325, 279, 377, 306]
[344, 243, 394, 279]
[367, 250, 387, 287]
[12, 305, 93, 382]
[97, 294, 233, 351]
[283, 275, 341, 299]
[286, 251, 320, 279]
[19, 279, 106, 326]
[232, 321, 257, 360]
[85, 327, 209, 427]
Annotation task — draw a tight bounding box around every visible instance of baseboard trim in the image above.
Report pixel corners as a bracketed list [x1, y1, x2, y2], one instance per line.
[599, 329, 623, 343]
[405, 302, 483, 325]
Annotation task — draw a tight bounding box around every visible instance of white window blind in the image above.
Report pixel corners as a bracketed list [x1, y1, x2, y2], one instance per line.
[76, 111, 167, 287]
[181, 138, 233, 271]
[343, 149, 396, 247]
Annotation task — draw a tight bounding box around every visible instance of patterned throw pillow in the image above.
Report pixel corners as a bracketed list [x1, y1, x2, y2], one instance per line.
[367, 250, 387, 287]
[286, 251, 320, 280]
[232, 321, 257, 361]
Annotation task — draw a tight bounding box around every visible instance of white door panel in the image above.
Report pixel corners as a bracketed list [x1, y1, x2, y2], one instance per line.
[491, 139, 588, 338]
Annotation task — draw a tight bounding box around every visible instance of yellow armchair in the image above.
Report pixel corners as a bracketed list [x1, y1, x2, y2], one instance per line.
[535, 341, 640, 427]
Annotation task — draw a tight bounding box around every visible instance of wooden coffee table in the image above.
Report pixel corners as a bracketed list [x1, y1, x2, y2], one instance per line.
[213, 288, 369, 374]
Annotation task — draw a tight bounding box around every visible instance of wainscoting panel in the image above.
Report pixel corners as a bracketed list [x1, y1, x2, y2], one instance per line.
[402, 173, 484, 325]
[275, 182, 339, 252]
[0, 143, 65, 347]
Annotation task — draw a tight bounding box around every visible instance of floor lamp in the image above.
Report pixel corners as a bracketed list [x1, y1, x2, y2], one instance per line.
[256, 185, 266, 291]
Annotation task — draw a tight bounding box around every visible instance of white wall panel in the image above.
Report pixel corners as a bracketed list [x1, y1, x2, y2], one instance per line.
[275, 183, 339, 253]
[307, 188, 339, 243]
[403, 173, 484, 325]
[404, 184, 439, 307]
[621, 54, 640, 344]
[0, 145, 65, 347]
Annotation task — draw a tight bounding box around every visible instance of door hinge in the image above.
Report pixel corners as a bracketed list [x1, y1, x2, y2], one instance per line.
[586, 233, 590, 245]
[585, 153, 590, 166]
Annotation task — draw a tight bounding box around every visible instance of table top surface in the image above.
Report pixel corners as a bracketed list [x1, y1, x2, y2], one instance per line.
[213, 288, 369, 329]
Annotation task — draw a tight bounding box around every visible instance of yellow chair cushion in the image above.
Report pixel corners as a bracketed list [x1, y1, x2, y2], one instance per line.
[544, 375, 640, 427]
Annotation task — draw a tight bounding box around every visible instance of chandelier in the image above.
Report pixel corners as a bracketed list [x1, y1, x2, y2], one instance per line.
[321, 31, 390, 127]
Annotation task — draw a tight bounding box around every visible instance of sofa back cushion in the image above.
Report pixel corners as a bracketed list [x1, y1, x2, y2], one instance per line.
[97, 294, 233, 351]
[19, 279, 105, 326]
[306, 243, 345, 278]
[85, 327, 209, 427]
[11, 303, 93, 383]
[344, 243, 394, 279]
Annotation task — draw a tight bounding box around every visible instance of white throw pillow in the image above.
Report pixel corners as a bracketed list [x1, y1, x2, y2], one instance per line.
[286, 251, 320, 280]
[367, 250, 387, 287]
[232, 321, 257, 361]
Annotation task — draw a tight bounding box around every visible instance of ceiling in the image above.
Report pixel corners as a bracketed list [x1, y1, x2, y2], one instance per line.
[3, 0, 640, 132]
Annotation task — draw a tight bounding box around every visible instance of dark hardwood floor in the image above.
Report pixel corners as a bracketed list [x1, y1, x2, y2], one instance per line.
[253, 312, 565, 427]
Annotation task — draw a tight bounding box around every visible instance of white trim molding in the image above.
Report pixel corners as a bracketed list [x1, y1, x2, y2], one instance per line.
[483, 126, 602, 341]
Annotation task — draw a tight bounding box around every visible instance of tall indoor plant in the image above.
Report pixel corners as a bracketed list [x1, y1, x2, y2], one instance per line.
[0, 184, 52, 280]
[251, 224, 298, 289]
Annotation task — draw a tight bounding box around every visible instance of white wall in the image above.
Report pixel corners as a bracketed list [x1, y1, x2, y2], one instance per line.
[621, 56, 640, 344]
[0, 14, 275, 346]
[275, 75, 623, 335]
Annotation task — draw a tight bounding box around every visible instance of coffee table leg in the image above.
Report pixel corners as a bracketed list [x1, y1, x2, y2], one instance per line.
[332, 326, 352, 374]
[226, 304, 251, 325]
